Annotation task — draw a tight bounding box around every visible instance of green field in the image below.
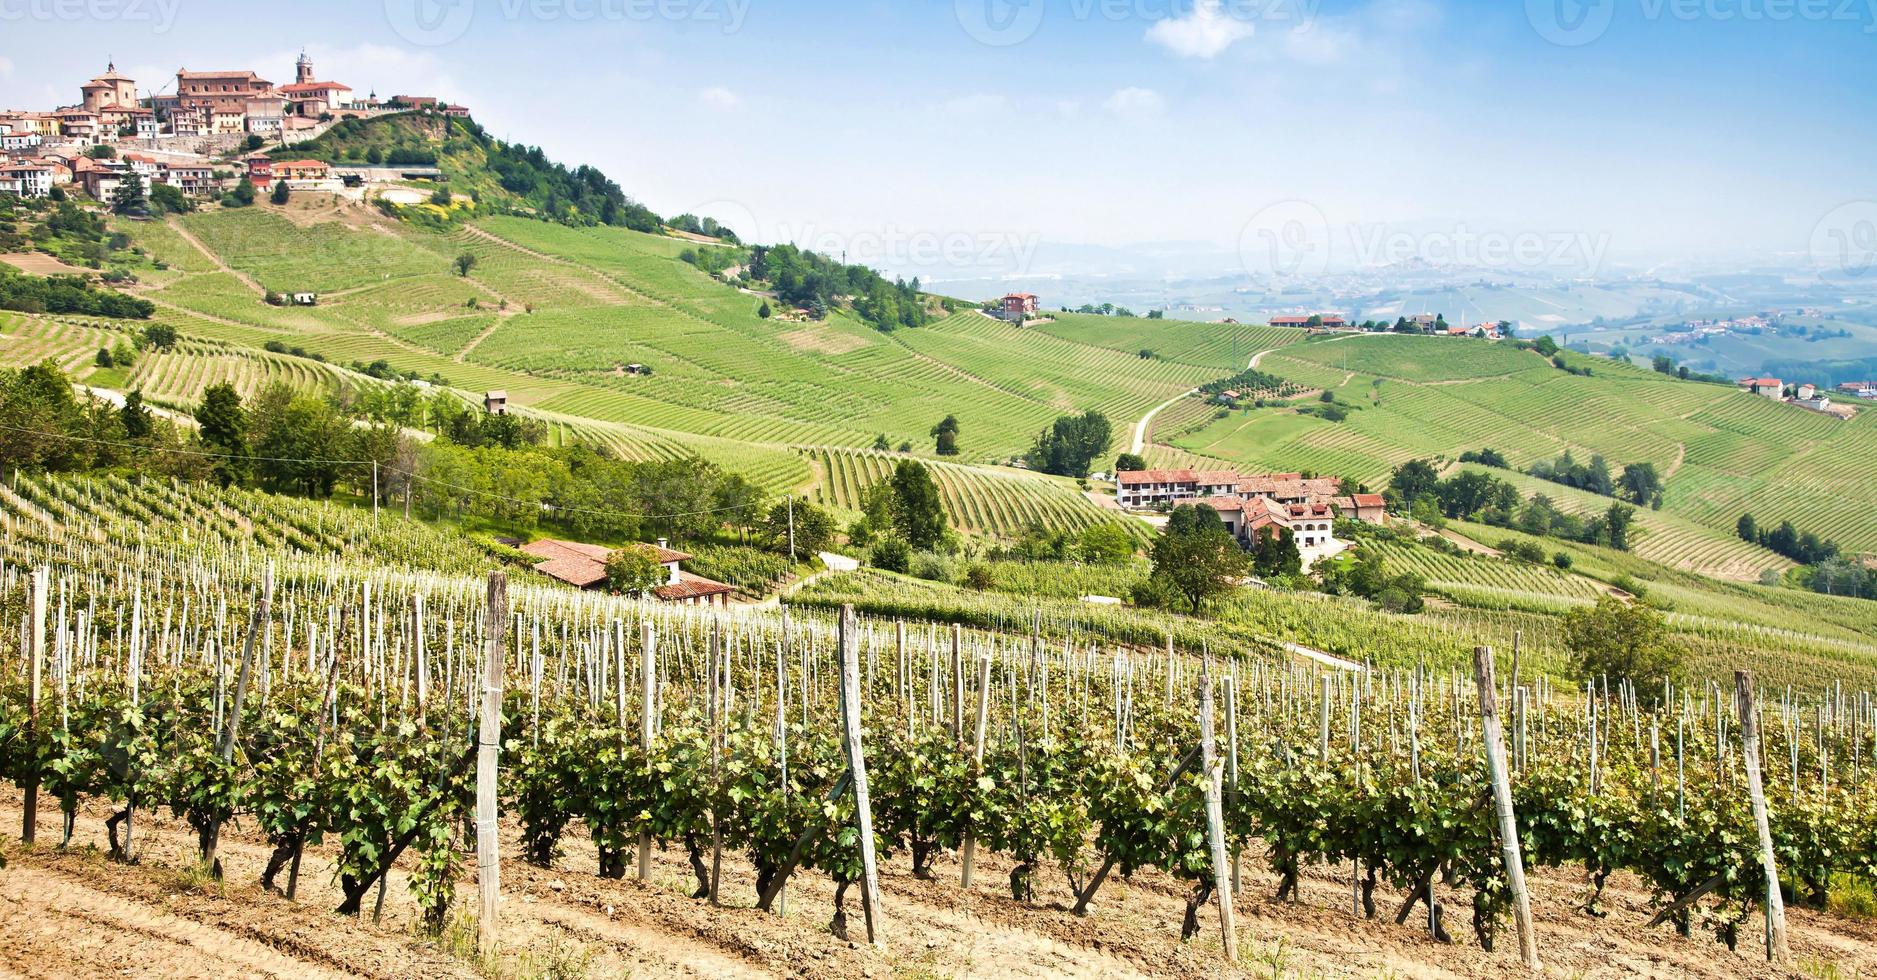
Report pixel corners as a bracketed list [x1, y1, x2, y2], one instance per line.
[1166, 333, 1877, 565]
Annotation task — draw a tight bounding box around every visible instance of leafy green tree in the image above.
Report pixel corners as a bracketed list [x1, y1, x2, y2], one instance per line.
[758, 301, 772, 319]
[1114, 452, 1147, 474]
[931, 415, 961, 456]
[870, 537, 911, 573]
[194, 382, 248, 486]
[270, 179, 291, 205]
[229, 178, 256, 207]
[1250, 525, 1302, 578]
[604, 544, 665, 595]
[1387, 458, 1441, 511]
[889, 460, 947, 550]
[149, 183, 194, 215]
[120, 390, 151, 440]
[1604, 502, 1635, 551]
[453, 253, 477, 277]
[110, 173, 148, 216]
[873, 433, 890, 451]
[1532, 335, 1560, 356]
[1562, 597, 1683, 701]
[1076, 523, 1135, 565]
[1027, 410, 1112, 477]
[759, 498, 836, 557]
[1149, 504, 1247, 613]
[95, 347, 114, 368]
[1736, 513, 1757, 544]
[1618, 463, 1663, 508]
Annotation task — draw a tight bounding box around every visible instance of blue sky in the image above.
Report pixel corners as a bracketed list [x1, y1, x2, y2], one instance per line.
[3, 0, 1873, 266]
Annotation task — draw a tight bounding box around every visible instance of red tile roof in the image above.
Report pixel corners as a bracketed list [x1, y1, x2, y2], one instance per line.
[654, 572, 737, 602]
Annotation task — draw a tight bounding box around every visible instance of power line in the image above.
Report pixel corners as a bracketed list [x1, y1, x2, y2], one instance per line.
[0, 421, 775, 523]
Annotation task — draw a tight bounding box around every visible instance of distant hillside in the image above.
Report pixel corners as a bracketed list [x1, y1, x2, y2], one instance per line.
[277, 112, 662, 231]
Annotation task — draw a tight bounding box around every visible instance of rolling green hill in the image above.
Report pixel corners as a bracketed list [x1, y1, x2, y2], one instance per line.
[1155, 332, 1877, 568]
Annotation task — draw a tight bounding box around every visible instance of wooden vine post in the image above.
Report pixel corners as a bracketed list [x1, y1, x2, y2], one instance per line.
[477, 572, 508, 957]
[838, 605, 886, 946]
[638, 621, 656, 882]
[1196, 655, 1237, 963]
[1472, 646, 1538, 969]
[22, 565, 47, 844]
[1736, 670, 1789, 965]
[961, 650, 993, 889]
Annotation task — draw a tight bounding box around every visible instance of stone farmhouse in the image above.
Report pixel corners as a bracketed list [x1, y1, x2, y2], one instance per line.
[521, 538, 737, 607]
[1115, 467, 1385, 565]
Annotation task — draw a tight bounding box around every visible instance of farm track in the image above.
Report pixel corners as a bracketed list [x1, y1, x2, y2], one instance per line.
[166, 219, 266, 296]
[5, 787, 1875, 979]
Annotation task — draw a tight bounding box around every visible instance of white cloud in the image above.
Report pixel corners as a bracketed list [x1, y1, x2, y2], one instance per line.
[1144, 0, 1256, 59]
[936, 93, 1009, 117]
[1103, 87, 1165, 120]
[699, 86, 741, 111]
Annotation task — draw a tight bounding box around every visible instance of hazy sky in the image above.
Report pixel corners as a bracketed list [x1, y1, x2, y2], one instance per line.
[4, 0, 1873, 269]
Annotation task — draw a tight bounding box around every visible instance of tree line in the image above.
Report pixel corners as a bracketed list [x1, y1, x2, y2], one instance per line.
[1389, 458, 1637, 551]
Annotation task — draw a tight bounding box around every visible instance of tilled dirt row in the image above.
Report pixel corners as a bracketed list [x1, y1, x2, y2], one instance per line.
[2, 791, 1873, 978]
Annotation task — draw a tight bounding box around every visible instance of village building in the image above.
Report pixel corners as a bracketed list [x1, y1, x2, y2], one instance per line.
[158, 163, 215, 195]
[520, 538, 736, 607]
[0, 164, 53, 198]
[279, 53, 355, 117]
[1330, 493, 1388, 523]
[245, 95, 288, 138]
[1269, 314, 1347, 329]
[999, 293, 1039, 320]
[484, 391, 509, 415]
[1115, 469, 1244, 509]
[80, 63, 139, 114]
[1115, 467, 1361, 518]
[0, 132, 42, 153]
[1739, 377, 1784, 400]
[173, 69, 275, 114]
[1173, 495, 1344, 567]
[1796, 383, 1818, 401]
[274, 158, 333, 188]
[244, 153, 275, 188]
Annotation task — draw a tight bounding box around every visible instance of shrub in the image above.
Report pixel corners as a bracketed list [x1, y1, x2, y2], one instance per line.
[870, 538, 911, 574]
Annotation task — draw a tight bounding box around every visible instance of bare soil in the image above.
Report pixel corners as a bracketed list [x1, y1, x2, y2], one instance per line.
[1, 790, 1872, 979]
[0, 254, 88, 276]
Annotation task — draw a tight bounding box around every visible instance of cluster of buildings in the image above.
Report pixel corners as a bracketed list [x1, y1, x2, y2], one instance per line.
[997, 292, 1041, 321]
[1116, 467, 1385, 565]
[520, 538, 737, 607]
[0, 57, 465, 200]
[1738, 377, 1860, 418]
[1265, 313, 1503, 339]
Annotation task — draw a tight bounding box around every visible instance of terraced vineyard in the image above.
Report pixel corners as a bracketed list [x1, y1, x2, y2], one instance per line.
[806, 447, 1145, 542]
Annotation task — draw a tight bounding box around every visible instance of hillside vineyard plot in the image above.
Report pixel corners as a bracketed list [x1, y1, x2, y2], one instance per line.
[4, 511, 1875, 967]
[806, 448, 1146, 542]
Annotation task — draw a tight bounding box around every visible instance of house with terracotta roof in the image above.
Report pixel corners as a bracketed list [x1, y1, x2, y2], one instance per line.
[521, 538, 737, 606]
[1269, 314, 1347, 329]
[1739, 377, 1784, 401]
[1000, 293, 1040, 320]
[1331, 493, 1387, 523]
[1175, 495, 1344, 567]
[279, 53, 354, 117]
[1115, 468, 1244, 509]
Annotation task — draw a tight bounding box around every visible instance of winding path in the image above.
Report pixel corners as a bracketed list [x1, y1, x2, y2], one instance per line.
[1126, 339, 1309, 456]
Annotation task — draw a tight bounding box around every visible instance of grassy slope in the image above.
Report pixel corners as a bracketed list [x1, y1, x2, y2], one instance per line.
[1165, 333, 1877, 562]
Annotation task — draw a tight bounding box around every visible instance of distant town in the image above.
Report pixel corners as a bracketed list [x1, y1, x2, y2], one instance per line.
[0, 54, 467, 201]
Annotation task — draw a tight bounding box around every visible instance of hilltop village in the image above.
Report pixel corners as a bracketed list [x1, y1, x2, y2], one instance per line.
[1, 55, 465, 201]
